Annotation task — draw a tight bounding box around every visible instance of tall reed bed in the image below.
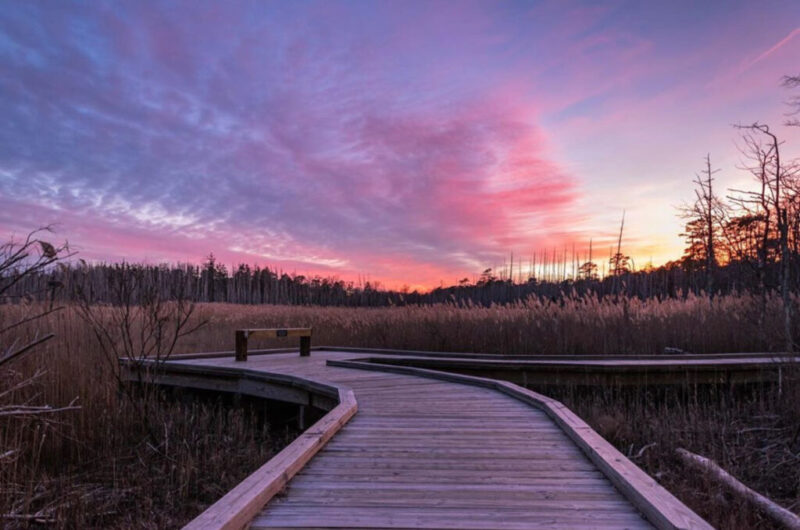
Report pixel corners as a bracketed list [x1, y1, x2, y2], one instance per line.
[1, 304, 295, 528]
[186, 290, 796, 355]
[2, 291, 797, 527]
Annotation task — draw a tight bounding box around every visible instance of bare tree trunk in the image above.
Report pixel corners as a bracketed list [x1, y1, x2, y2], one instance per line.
[781, 209, 793, 351]
[757, 124, 793, 352]
[703, 155, 717, 295]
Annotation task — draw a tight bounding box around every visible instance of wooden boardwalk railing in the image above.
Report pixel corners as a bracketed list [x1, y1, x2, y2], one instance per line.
[123, 348, 744, 529]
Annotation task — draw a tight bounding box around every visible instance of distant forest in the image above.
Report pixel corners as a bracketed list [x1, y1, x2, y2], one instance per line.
[0, 246, 794, 309]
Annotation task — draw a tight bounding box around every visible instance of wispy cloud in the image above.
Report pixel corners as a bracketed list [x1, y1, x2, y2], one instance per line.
[740, 26, 800, 74]
[1, 1, 799, 288]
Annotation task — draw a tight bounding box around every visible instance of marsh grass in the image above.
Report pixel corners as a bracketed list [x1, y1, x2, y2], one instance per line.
[185, 290, 796, 355]
[1, 304, 297, 528]
[2, 291, 798, 527]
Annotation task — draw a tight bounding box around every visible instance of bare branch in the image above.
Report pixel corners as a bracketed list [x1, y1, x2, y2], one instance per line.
[0, 306, 64, 336]
[0, 333, 54, 368]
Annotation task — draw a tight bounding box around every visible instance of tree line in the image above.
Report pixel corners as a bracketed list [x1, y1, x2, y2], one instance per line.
[2, 224, 796, 311]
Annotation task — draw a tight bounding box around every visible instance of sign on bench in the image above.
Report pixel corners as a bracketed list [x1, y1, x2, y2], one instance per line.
[235, 328, 312, 361]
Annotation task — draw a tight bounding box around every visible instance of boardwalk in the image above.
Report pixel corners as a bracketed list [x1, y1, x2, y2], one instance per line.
[331, 349, 800, 387]
[158, 350, 714, 530]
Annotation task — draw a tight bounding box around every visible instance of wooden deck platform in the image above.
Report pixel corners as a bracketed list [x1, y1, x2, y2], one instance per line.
[140, 349, 722, 530]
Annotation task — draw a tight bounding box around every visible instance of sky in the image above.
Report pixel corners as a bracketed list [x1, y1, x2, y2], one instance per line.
[1, 1, 799, 290]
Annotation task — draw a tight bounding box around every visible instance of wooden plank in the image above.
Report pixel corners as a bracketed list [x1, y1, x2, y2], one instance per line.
[274, 495, 637, 509]
[251, 328, 311, 337]
[281, 482, 626, 497]
[288, 459, 599, 472]
[252, 505, 651, 529]
[326, 435, 575, 445]
[294, 468, 610, 481]
[330, 422, 565, 429]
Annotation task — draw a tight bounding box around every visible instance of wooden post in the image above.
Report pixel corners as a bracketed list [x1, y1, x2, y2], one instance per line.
[235, 330, 248, 362]
[300, 335, 311, 357]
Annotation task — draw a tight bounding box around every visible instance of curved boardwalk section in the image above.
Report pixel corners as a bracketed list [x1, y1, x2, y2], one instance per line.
[174, 350, 711, 529]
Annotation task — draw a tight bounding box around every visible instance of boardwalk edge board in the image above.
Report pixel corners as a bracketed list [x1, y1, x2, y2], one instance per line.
[119, 360, 358, 530]
[185, 389, 357, 530]
[120, 360, 342, 408]
[169, 345, 800, 363]
[321, 345, 799, 362]
[326, 358, 712, 530]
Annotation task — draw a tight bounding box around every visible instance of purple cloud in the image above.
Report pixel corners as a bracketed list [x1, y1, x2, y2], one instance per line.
[1, 1, 799, 288]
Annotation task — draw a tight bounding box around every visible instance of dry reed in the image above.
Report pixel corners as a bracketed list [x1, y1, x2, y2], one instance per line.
[2, 290, 798, 527]
[0, 303, 296, 528]
[185, 290, 796, 355]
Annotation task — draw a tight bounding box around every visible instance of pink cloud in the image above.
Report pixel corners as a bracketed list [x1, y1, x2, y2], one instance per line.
[3, 1, 799, 289]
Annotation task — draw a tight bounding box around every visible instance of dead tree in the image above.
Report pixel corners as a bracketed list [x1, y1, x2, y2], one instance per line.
[610, 211, 631, 292]
[680, 155, 727, 295]
[578, 239, 599, 281]
[731, 124, 796, 351]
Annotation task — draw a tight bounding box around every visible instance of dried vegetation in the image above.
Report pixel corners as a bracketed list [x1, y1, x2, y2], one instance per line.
[3, 293, 799, 527]
[1, 302, 296, 528]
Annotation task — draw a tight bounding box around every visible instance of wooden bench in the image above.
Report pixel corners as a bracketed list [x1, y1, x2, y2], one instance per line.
[235, 328, 312, 361]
